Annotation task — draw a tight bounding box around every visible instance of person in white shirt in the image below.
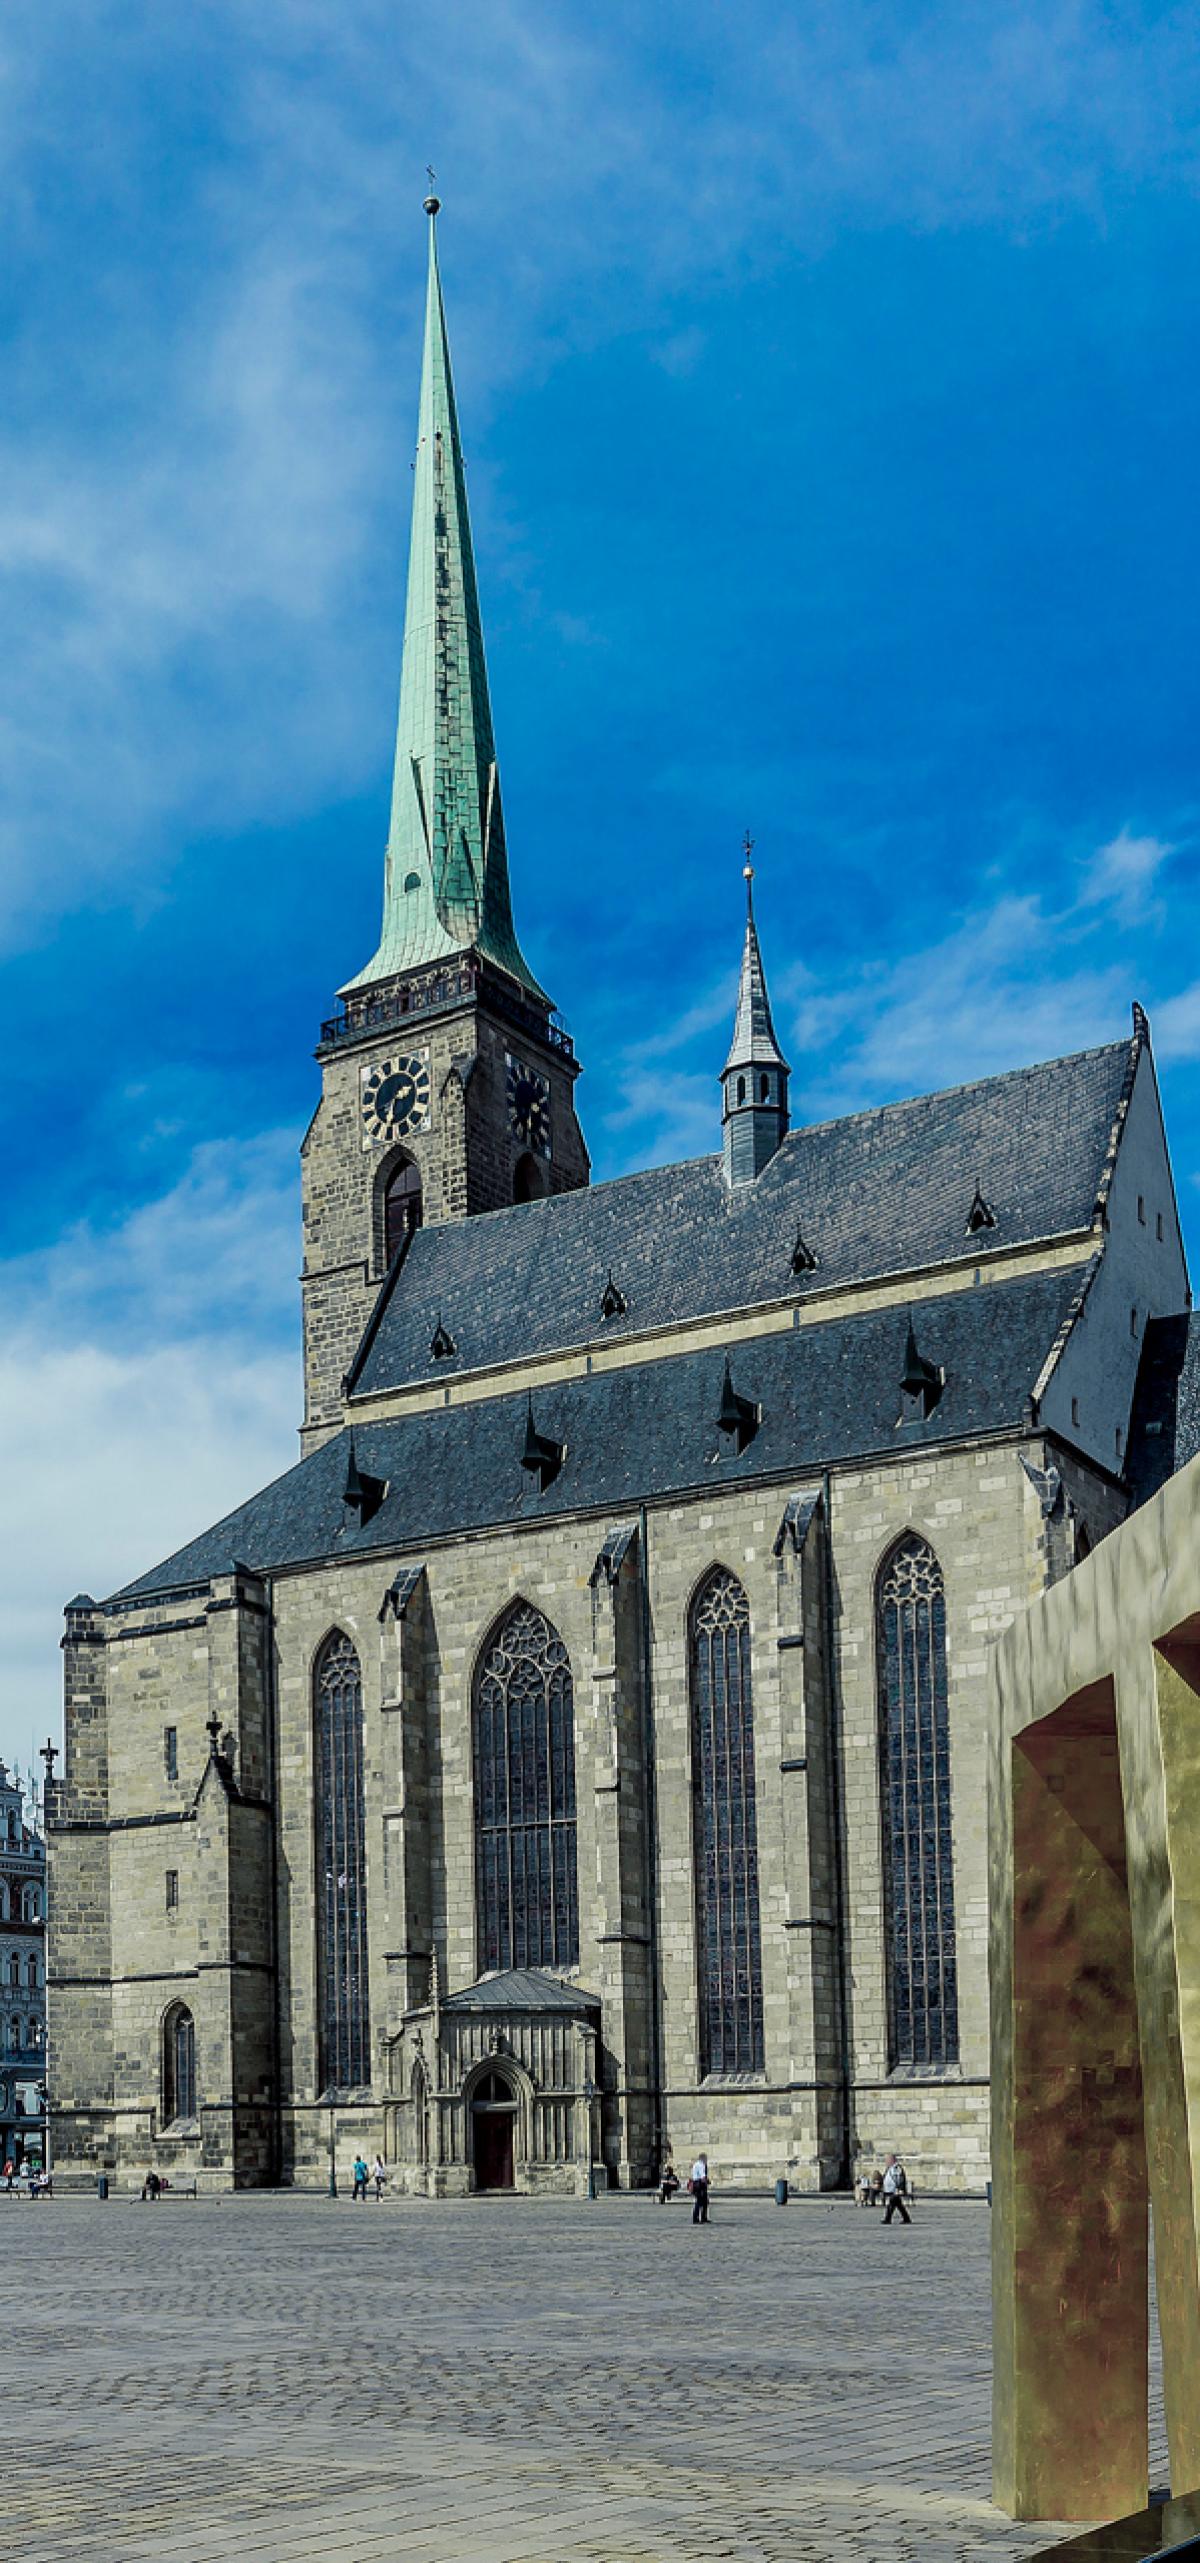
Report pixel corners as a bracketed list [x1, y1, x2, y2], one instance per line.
[881, 2154, 911, 2226]
[690, 2152, 710, 2224]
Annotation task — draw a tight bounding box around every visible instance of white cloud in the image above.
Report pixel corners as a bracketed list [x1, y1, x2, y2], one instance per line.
[1154, 981, 1200, 1062]
[1079, 828, 1174, 920]
[0, 1133, 301, 1764]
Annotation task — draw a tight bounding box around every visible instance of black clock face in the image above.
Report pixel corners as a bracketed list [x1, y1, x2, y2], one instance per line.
[361, 1051, 431, 1146]
[505, 1052, 551, 1158]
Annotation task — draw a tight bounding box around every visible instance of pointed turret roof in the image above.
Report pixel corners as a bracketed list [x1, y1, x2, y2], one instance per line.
[341, 199, 545, 1001]
[722, 862, 789, 1077]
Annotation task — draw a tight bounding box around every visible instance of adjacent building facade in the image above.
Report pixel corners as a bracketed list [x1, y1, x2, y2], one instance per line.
[1, 1764, 46, 2172]
[47, 201, 1192, 2196]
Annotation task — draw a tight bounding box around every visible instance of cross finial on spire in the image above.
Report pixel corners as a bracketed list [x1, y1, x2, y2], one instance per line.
[424, 164, 440, 216]
[743, 831, 755, 912]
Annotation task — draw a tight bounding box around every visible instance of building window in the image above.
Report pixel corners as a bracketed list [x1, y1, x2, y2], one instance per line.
[690, 1566, 764, 2076]
[1157, 1212, 1165, 1241]
[876, 1533, 959, 2071]
[383, 1156, 422, 1264]
[1131, 1305, 1139, 1337]
[1138, 1194, 1146, 1224]
[474, 1602, 578, 1974]
[163, 2003, 196, 2124]
[25, 1958, 36, 1988]
[165, 1870, 179, 1913]
[513, 1152, 546, 1204]
[1071, 1396, 1080, 1426]
[164, 1727, 178, 1782]
[315, 1631, 370, 2090]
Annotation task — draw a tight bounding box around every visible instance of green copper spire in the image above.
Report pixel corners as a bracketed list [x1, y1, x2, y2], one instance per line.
[341, 197, 545, 1001]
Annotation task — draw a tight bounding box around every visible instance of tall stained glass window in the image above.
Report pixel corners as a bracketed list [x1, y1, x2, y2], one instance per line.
[163, 2003, 196, 2123]
[876, 1534, 959, 2069]
[690, 1567, 764, 2075]
[315, 1630, 370, 2089]
[474, 1603, 578, 1973]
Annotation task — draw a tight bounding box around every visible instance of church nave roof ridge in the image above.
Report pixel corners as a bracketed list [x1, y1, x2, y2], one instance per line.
[347, 1031, 1135, 1401]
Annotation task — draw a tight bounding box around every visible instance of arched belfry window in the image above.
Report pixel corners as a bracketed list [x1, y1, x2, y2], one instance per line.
[474, 1603, 578, 1973]
[163, 2003, 196, 2124]
[690, 1567, 764, 2076]
[876, 1534, 959, 2069]
[383, 1155, 422, 1264]
[315, 1631, 370, 2090]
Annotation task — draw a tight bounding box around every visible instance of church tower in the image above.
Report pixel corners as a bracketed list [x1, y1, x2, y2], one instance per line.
[720, 854, 790, 1186]
[301, 195, 589, 1447]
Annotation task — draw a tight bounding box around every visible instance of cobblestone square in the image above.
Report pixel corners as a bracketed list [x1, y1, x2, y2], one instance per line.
[10, 2193, 1167, 2561]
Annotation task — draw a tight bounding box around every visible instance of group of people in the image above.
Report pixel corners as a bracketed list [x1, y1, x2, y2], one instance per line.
[657, 2152, 710, 2221]
[655, 2147, 913, 2224]
[350, 2154, 388, 2201]
[856, 2155, 912, 2223]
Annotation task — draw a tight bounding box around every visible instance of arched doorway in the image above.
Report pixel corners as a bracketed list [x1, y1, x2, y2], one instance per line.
[471, 2067, 518, 2191]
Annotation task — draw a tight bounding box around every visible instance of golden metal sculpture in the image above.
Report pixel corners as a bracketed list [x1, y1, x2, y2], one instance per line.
[990, 1452, 1200, 2522]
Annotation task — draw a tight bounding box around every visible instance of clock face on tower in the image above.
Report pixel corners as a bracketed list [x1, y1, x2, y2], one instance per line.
[505, 1052, 552, 1159]
[360, 1051, 431, 1147]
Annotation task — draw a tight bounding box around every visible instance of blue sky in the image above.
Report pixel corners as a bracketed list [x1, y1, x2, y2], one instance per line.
[2, 1, 1199, 1768]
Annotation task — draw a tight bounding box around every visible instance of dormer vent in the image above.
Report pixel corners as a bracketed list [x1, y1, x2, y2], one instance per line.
[898, 1318, 943, 1424]
[966, 1185, 997, 1235]
[520, 1396, 565, 1492]
[429, 1315, 457, 1359]
[343, 1433, 388, 1528]
[790, 1228, 818, 1276]
[716, 1354, 760, 1456]
[600, 1271, 628, 1320]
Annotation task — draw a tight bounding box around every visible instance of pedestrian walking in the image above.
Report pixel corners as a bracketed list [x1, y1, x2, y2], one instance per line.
[371, 2154, 387, 2201]
[690, 2151, 710, 2225]
[881, 2154, 911, 2226]
[352, 2154, 369, 2201]
[3, 2158, 13, 2195]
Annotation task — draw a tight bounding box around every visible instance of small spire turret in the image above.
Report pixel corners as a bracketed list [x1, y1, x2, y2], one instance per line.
[720, 843, 790, 1187]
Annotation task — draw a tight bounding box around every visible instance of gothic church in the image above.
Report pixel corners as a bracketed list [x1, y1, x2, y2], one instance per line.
[48, 200, 1192, 2194]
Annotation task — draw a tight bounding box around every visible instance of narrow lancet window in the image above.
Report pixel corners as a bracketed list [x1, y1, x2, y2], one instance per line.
[474, 1603, 578, 1973]
[315, 1631, 370, 2089]
[383, 1156, 422, 1263]
[163, 2003, 196, 2123]
[876, 1534, 959, 2069]
[690, 1567, 764, 2075]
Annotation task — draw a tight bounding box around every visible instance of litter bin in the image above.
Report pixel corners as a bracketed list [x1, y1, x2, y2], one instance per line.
[97, 2174, 109, 2201]
[775, 2177, 789, 2206]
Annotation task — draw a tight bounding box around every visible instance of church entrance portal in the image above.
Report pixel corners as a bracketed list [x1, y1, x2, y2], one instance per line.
[472, 2069, 517, 2191]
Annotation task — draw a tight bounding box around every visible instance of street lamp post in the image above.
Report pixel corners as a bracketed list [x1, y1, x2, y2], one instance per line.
[583, 2076, 597, 2201]
[328, 2102, 337, 2199]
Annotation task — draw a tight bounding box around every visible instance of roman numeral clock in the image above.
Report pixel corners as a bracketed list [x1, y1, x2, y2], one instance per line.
[505, 1052, 552, 1157]
[360, 1052, 432, 1147]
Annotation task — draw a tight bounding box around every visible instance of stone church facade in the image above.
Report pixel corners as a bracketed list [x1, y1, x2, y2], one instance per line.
[47, 200, 1191, 2195]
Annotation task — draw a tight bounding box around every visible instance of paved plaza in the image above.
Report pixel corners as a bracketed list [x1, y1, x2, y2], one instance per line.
[11, 2192, 1167, 2562]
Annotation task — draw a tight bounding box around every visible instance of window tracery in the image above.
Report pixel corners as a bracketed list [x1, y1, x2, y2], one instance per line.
[474, 1603, 578, 1973]
[690, 1567, 764, 2075]
[315, 1631, 370, 2090]
[876, 1534, 959, 2069]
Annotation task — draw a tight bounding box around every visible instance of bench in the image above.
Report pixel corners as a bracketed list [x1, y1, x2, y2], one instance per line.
[142, 2176, 197, 2200]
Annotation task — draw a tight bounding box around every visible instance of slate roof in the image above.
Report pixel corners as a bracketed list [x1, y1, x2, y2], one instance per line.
[350, 1039, 1132, 1399]
[1126, 1312, 1200, 1507]
[441, 1969, 600, 2014]
[116, 1266, 1081, 1601]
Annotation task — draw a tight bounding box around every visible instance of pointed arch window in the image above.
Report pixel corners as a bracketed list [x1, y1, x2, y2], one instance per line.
[162, 2003, 196, 2124]
[690, 1567, 764, 2075]
[876, 1534, 959, 2069]
[474, 1603, 578, 1973]
[383, 1156, 422, 1264]
[315, 1631, 370, 2089]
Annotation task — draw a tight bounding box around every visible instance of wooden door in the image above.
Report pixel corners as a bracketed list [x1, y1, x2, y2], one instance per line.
[473, 2107, 515, 2191]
